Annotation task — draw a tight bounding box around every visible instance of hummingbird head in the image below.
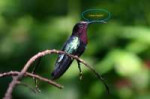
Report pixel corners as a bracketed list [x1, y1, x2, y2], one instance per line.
[72, 21, 89, 36]
[72, 21, 106, 36]
[72, 21, 90, 44]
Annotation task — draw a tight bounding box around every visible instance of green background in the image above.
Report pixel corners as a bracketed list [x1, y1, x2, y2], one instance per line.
[0, 0, 150, 99]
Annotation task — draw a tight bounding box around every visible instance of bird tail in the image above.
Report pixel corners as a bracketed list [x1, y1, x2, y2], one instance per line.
[51, 55, 73, 80]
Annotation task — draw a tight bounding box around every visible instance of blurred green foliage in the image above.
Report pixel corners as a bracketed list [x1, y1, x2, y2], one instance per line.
[0, 0, 150, 99]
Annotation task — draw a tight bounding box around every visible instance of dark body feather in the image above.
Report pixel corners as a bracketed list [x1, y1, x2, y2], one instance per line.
[51, 36, 86, 79]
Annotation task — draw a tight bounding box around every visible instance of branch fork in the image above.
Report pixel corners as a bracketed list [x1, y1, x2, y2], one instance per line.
[0, 49, 109, 99]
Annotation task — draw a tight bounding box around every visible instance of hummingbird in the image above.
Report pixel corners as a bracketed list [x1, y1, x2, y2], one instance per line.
[51, 21, 89, 80]
[51, 21, 109, 93]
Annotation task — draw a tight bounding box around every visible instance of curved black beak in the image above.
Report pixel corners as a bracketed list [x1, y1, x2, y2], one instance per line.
[88, 20, 107, 24]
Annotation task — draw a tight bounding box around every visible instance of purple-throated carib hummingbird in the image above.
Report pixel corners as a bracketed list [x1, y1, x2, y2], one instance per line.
[51, 21, 109, 94]
[51, 21, 89, 79]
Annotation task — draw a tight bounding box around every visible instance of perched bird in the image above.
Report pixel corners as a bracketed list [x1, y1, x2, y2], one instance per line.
[51, 21, 89, 80]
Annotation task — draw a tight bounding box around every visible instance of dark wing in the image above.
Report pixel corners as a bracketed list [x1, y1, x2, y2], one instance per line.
[51, 36, 83, 79]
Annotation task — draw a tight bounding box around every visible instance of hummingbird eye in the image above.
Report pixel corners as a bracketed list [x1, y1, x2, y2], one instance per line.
[79, 24, 84, 28]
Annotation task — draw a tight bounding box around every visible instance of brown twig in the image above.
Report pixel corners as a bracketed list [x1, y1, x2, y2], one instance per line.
[2, 49, 108, 99]
[31, 57, 42, 91]
[0, 71, 63, 89]
[16, 81, 38, 93]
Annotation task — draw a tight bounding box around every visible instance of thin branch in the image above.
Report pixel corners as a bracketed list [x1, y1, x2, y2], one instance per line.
[2, 49, 109, 99]
[31, 57, 42, 92]
[16, 81, 38, 93]
[0, 71, 63, 89]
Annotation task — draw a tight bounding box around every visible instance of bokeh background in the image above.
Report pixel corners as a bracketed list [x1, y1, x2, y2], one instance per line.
[0, 0, 150, 99]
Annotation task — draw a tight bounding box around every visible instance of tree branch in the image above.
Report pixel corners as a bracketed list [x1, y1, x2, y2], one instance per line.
[16, 81, 38, 93]
[0, 71, 63, 89]
[1, 49, 109, 99]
